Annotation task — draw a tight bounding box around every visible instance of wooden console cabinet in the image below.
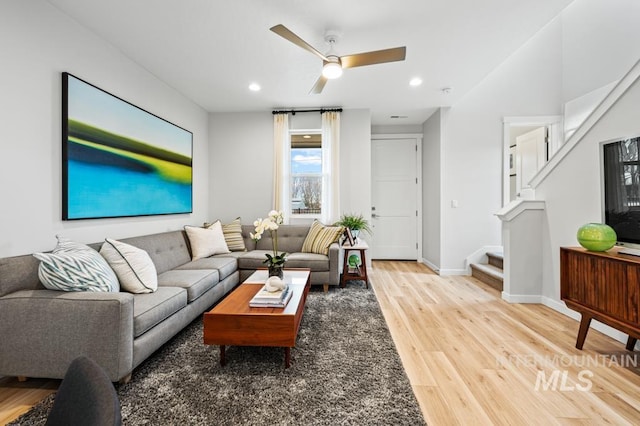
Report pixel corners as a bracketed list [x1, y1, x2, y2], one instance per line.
[560, 247, 639, 351]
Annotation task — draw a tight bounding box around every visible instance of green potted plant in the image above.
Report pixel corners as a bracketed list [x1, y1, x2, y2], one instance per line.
[335, 213, 372, 239]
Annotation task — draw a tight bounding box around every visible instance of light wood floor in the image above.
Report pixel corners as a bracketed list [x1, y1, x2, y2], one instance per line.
[2, 261, 639, 425]
[371, 261, 640, 425]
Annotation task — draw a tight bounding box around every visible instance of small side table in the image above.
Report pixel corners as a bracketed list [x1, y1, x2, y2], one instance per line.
[340, 239, 369, 288]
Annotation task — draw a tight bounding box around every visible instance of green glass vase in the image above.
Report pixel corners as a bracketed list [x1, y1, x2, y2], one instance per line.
[576, 223, 617, 252]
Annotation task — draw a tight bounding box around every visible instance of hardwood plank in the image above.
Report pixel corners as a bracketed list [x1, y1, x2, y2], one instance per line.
[0, 377, 58, 425]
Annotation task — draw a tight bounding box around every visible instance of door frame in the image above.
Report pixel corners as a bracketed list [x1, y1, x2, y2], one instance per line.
[502, 116, 563, 206]
[371, 133, 423, 261]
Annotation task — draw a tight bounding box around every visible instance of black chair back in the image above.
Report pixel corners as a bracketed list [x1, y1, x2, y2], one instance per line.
[45, 356, 122, 426]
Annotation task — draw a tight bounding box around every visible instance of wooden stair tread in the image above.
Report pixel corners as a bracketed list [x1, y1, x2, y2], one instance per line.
[470, 263, 503, 280]
[485, 252, 504, 270]
[486, 251, 503, 260]
[470, 263, 504, 291]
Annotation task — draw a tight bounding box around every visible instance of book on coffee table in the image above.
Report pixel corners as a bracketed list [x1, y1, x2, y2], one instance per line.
[249, 285, 292, 308]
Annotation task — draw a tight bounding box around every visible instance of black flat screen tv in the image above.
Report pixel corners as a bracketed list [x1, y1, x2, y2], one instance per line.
[603, 136, 640, 252]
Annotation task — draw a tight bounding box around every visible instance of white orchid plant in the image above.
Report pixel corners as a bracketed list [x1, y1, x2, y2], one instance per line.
[250, 210, 286, 267]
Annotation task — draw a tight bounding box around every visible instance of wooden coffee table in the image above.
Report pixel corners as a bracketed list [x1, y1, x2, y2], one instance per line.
[203, 268, 310, 368]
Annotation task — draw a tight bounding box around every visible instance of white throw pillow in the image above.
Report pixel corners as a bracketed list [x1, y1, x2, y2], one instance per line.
[100, 238, 158, 294]
[185, 222, 230, 260]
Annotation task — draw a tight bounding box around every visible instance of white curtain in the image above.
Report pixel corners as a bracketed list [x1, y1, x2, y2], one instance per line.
[321, 111, 340, 224]
[273, 113, 290, 221]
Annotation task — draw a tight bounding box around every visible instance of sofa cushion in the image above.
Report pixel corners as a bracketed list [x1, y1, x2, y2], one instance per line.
[120, 231, 191, 274]
[244, 225, 310, 253]
[185, 223, 230, 260]
[283, 252, 330, 272]
[157, 269, 219, 303]
[236, 250, 272, 270]
[176, 256, 237, 280]
[301, 220, 344, 255]
[33, 236, 119, 293]
[0, 254, 44, 297]
[220, 218, 246, 252]
[133, 287, 187, 338]
[100, 238, 158, 294]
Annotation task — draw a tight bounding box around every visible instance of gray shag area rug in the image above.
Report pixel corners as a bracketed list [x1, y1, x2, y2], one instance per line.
[11, 281, 426, 425]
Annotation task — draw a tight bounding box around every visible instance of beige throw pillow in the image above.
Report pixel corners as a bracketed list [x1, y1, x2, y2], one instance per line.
[216, 217, 246, 252]
[185, 221, 230, 260]
[100, 238, 158, 294]
[302, 220, 344, 255]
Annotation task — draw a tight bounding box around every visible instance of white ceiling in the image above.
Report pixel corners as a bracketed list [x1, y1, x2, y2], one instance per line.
[47, 0, 574, 126]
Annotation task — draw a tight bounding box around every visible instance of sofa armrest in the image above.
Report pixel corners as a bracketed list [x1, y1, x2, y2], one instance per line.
[328, 242, 340, 285]
[0, 289, 134, 382]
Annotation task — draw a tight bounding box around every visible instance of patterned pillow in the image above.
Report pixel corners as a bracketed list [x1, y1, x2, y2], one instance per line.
[33, 236, 119, 292]
[302, 220, 344, 255]
[100, 238, 158, 294]
[217, 217, 246, 252]
[53, 235, 96, 253]
[185, 222, 231, 260]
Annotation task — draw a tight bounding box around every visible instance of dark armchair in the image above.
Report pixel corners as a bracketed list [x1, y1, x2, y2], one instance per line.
[45, 356, 122, 426]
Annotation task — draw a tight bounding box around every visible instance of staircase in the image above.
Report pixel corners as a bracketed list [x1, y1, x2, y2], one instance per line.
[470, 251, 503, 291]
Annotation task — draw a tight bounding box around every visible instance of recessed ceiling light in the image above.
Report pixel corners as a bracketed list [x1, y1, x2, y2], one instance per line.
[409, 77, 422, 87]
[248, 83, 261, 92]
[303, 135, 311, 139]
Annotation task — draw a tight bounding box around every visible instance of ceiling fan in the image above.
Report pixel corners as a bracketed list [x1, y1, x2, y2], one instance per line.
[270, 24, 406, 94]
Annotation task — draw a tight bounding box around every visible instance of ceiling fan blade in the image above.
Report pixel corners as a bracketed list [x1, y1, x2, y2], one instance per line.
[270, 24, 328, 62]
[340, 46, 406, 69]
[310, 75, 328, 94]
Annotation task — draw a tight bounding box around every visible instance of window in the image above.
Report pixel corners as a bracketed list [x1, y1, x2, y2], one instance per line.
[619, 138, 640, 207]
[290, 132, 322, 216]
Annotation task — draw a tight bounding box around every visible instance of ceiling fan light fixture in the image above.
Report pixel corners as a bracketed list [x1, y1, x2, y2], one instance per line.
[322, 59, 343, 79]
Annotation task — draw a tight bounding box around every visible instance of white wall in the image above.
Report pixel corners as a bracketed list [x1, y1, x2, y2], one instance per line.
[432, 0, 640, 274]
[538, 78, 640, 300]
[562, 0, 640, 103]
[372, 124, 424, 134]
[438, 17, 563, 274]
[422, 109, 442, 270]
[208, 112, 273, 223]
[535, 75, 640, 344]
[208, 109, 372, 229]
[339, 110, 373, 232]
[0, 1, 209, 257]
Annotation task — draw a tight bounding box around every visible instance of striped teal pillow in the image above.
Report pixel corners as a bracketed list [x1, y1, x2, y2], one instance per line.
[33, 236, 119, 292]
[302, 220, 344, 255]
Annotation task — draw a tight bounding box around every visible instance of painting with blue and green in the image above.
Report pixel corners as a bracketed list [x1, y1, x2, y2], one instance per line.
[64, 74, 192, 219]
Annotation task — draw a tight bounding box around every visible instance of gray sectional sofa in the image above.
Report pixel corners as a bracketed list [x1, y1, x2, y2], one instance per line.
[0, 224, 339, 382]
[236, 224, 340, 289]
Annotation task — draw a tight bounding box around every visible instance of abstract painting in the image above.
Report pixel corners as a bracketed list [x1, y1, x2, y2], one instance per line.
[62, 73, 192, 220]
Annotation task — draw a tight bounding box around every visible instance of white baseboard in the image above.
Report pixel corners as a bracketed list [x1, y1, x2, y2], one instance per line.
[439, 268, 468, 276]
[420, 258, 440, 274]
[541, 296, 631, 346]
[501, 292, 543, 304]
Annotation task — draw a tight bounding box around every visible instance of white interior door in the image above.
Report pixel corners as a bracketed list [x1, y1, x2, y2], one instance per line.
[515, 127, 547, 196]
[371, 138, 418, 259]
